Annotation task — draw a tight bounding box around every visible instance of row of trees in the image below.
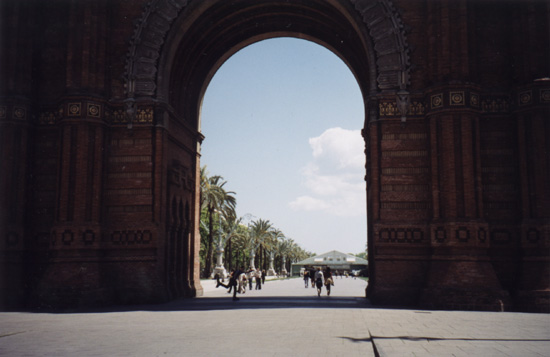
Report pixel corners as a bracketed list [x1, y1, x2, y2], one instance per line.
[200, 166, 314, 278]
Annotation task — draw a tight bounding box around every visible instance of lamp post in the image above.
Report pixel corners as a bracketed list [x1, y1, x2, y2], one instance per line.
[281, 255, 288, 277]
[244, 214, 263, 271]
[267, 250, 276, 277]
[249, 248, 256, 270]
[212, 214, 246, 279]
[212, 213, 227, 279]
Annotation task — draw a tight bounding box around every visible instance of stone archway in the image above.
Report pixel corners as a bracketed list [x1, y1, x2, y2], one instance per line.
[124, 0, 412, 301]
[125, 0, 410, 100]
[3, 0, 547, 311]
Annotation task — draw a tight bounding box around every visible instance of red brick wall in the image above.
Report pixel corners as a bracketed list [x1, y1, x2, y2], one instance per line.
[367, 1, 549, 311]
[0, 0, 548, 311]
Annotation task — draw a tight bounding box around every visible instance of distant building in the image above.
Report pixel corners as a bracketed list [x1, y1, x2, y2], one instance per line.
[291, 250, 368, 276]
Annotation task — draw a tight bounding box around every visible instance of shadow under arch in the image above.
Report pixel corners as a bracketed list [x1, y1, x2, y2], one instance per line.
[124, 0, 411, 300]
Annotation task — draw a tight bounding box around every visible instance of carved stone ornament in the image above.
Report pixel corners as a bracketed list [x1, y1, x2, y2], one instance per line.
[169, 161, 193, 191]
[396, 89, 410, 122]
[125, 0, 410, 99]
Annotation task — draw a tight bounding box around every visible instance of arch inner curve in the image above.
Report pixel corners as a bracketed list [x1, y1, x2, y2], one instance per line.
[125, 0, 411, 129]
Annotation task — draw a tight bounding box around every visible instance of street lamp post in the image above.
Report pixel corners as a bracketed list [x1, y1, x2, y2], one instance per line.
[212, 213, 228, 279]
[281, 255, 288, 277]
[249, 249, 256, 270]
[267, 251, 276, 276]
[212, 214, 247, 279]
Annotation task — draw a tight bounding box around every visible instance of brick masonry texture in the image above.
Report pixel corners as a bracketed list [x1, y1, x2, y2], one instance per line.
[0, 0, 548, 312]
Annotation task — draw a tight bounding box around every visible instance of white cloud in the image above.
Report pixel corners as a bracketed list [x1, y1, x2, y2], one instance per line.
[289, 127, 366, 217]
[309, 127, 365, 170]
[288, 196, 330, 211]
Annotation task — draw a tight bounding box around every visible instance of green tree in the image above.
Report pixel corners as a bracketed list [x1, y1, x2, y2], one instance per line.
[248, 219, 273, 269]
[200, 167, 236, 278]
[276, 237, 292, 275]
[213, 213, 243, 274]
[225, 222, 249, 271]
[265, 228, 284, 274]
[199, 167, 314, 276]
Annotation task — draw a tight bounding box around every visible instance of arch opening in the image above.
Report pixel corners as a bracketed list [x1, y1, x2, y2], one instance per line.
[125, 0, 411, 303]
[4, 0, 542, 312]
[199, 37, 367, 278]
[158, 0, 378, 131]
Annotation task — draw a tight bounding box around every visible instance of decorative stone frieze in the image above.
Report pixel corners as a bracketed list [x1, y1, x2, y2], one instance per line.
[126, 0, 411, 98]
[0, 100, 30, 123]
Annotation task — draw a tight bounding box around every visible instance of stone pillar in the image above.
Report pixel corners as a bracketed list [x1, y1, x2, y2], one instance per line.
[192, 140, 204, 297]
[0, 1, 34, 309]
[183, 200, 193, 296]
[31, 99, 107, 307]
[249, 249, 256, 270]
[99, 105, 166, 305]
[281, 256, 288, 277]
[166, 195, 179, 299]
[515, 86, 550, 312]
[212, 241, 228, 279]
[267, 251, 276, 276]
[365, 96, 432, 307]
[420, 101, 511, 311]
[26, 0, 116, 307]
[0, 100, 31, 309]
[163, 106, 201, 298]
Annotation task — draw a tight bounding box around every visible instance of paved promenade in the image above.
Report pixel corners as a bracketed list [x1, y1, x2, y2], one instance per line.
[1, 277, 549, 356]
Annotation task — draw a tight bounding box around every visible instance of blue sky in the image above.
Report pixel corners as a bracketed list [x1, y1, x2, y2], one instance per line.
[200, 37, 366, 255]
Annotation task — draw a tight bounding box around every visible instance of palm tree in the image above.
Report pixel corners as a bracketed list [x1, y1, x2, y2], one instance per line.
[248, 219, 272, 269]
[282, 238, 302, 275]
[226, 222, 249, 270]
[200, 167, 236, 278]
[287, 240, 302, 274]
[199, 167, 316, 277]
[212, 213, 244, 277]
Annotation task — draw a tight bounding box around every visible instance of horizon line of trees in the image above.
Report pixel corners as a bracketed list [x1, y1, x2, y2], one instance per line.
[200, 166, 315, 278]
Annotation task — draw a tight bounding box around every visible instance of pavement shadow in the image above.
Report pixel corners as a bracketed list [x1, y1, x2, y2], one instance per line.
[16, 295, 373, 314]
[166, 295, 373, 311]
[369, 336, 550, 342]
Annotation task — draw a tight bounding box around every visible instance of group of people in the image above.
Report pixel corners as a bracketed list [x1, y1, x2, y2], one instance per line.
[323, 269, 354, 279]
[217, 266, 339, 301]
[303, 267, 334, 297]
[216, 267, 264, 301]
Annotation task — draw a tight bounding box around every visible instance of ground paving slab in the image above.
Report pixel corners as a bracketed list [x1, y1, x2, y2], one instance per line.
[1, 277, 548, 356]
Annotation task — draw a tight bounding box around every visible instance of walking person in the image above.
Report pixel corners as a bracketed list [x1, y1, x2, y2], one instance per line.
[314, 267, 324, 297]
[261, 270, 266, 284]
[303, 270, 309, 288]
[324, 267, 334, 296]
[310, 268, 316, 288]
[216, 269, 234, 292]
[216, 268, 241, 300]
[247, 267, 254, 290]
[255, 268, 262, 290]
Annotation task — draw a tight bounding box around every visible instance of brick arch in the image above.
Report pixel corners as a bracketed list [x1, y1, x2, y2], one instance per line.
[124, 0, 412, 300]
[124, 0, 411, 103]
[0, 0, 544, 312]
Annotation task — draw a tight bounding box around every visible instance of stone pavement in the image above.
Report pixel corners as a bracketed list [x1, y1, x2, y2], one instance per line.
[0, 277, 549, 356]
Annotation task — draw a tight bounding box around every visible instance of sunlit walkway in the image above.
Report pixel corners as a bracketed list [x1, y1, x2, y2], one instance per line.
[203, 275, 366, 296]
[1, 278, 549, 356]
